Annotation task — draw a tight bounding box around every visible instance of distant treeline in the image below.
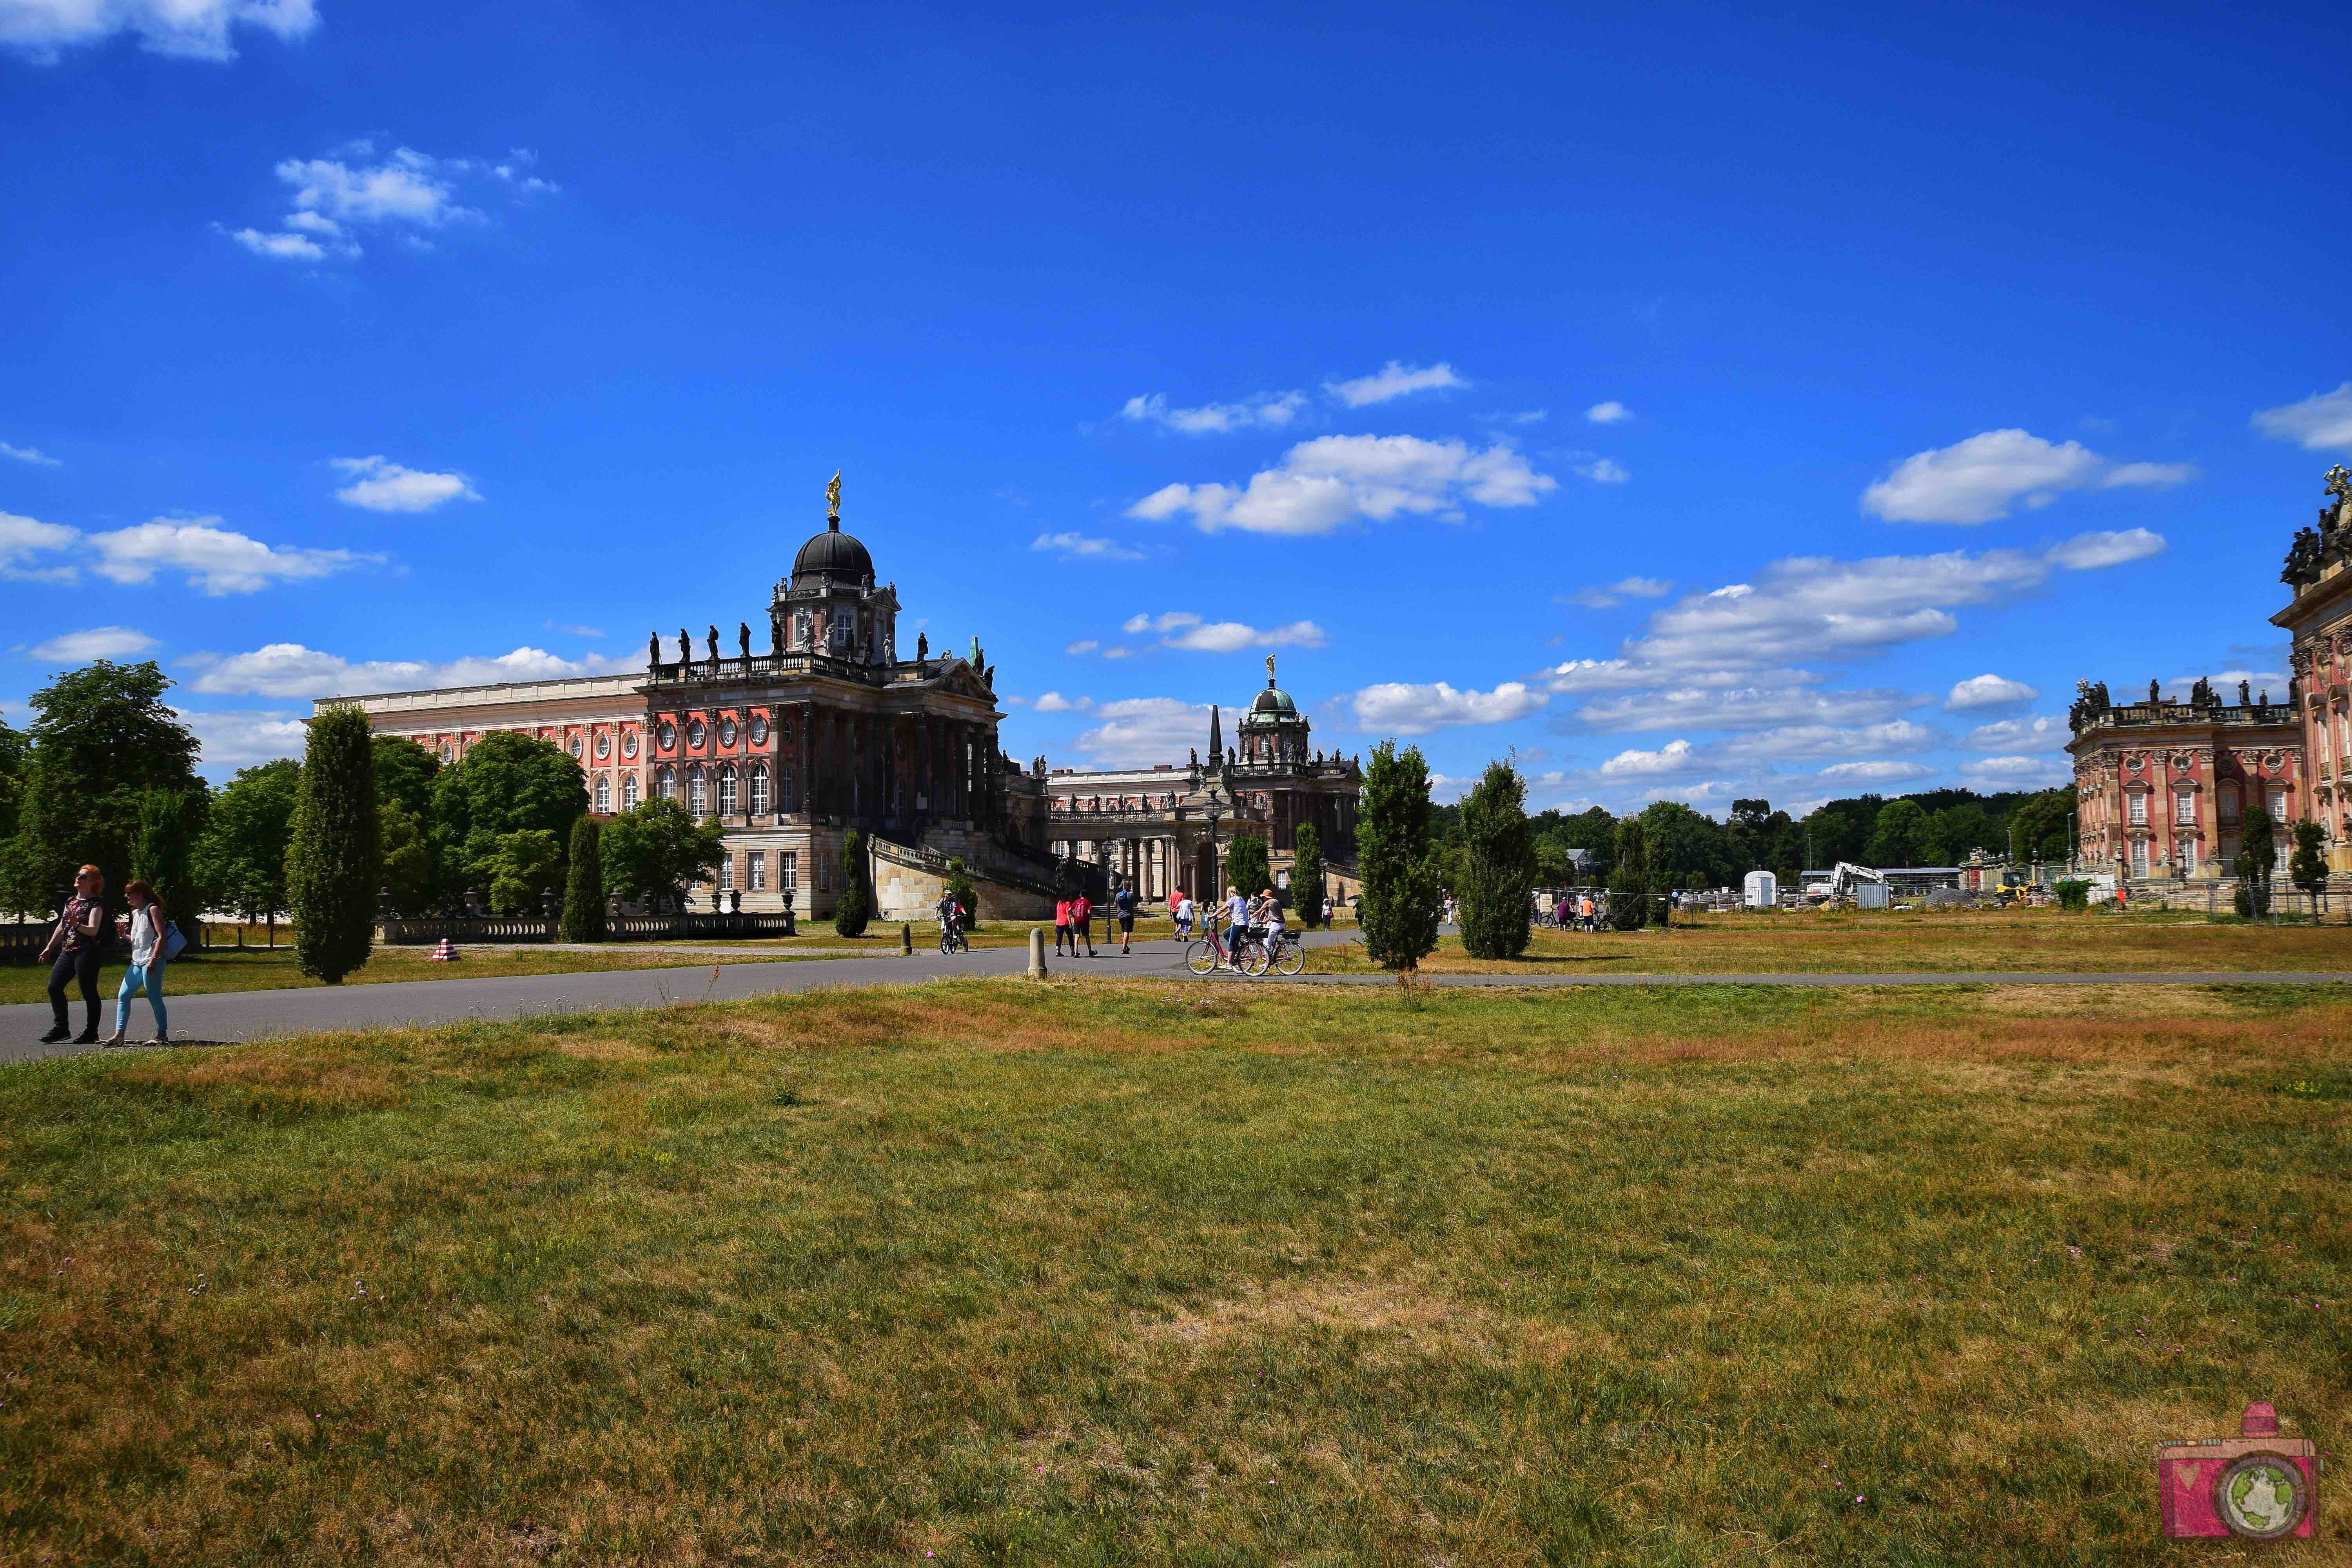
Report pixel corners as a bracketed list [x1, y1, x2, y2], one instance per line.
[1426, 787, 2077, 891]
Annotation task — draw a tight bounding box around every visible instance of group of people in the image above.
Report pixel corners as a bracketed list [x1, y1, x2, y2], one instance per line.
[1539, 891, 1606, 931]
[1049, 884, 1140, 956]
[38, 864, 176, 1047]
[1175, 885, 1288, 970]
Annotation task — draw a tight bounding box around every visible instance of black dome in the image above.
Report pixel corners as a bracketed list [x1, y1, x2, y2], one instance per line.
[1250, 685, 1297, 716]
[791, 522, 874, 586]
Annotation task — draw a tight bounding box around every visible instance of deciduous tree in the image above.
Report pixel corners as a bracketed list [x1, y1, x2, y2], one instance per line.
[429, 732, 585, 900]
[475, 828, 564, 915]
[1223, 834, 1270, 903]
[196, 759, 301, 927]
[600, 798, 725, 910]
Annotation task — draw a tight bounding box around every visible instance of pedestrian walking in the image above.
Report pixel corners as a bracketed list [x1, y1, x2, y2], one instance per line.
[1072, 890, 1097, 956]
[1114, 882, 1138, 953]
[98, 878, 174, 1047]
[1053, 896, 1073, 956]
[1172, 890, 1193, 938]
[38, 864, 109, 1045]
[1321, 894, 1334, 927]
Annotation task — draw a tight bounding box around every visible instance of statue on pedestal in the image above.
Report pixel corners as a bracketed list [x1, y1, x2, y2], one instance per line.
[678, 628, 691, 662]
[738, 621, 751, 660]
[649, 630, 661, 667]
[706, 625, 720, 663]
[916, 632, 928, 661]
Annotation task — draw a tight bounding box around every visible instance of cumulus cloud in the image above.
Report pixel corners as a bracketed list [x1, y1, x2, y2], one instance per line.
[1961, 715, 2066, 752]
[1, 0, 315, 61]
[1064, 639, 1099, 656]
[225, 143, 554, 264]
[1561, 576, 1671, 611]
[331, 455, 480, 512]
[0, 512, 79, 579]
[1944, 673, 2039, 711]
[182, 642, 635, 699]
[1599, 739, 1702, 778]
[1032, 532, 1143, 561]
[1073, 697, 1213, 766]
[1960, 754, 2069, 787]
[1861, 429, 2196, 523]
[1585, 401, 1632, 425]
[28, 626, 158, 661]
[1818, 759, 1937, 784]
[1343, 680, 1546, 735]
[1119, 391, 1307, 435]
[1719, 720, 1942, 760]
[178, 708, 310, 773]
[88, 518, 371, 595]
[1031, 692, 1093, 713]
[1572, 457, 1630, 484]
[1117, 611, 1326, 654]
[1566, 685, 1926, 735]
[1, 441, 59, 466]
[2253, 383, 2352, 452]
[2045, 528, 2166, 569]
[1128, 433, 1555, 535]
[1324, 361, 1466, 407]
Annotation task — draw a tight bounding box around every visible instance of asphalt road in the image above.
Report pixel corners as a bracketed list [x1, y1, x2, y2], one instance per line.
[6, 927, 2348, 1069]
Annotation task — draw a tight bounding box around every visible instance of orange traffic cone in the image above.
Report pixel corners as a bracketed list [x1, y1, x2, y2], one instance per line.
[429, 936, 459, 962]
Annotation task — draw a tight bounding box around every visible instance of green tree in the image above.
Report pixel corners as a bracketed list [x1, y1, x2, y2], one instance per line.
[475, 828, 564, 915]
[285, 706, 379, 983]
[1608, 815, 1652, 930]
[1457, 760, 1534, 958]
[1641, 801, 1731, 891]
[944, 857, 978, 928]
[1865, 799, 1935, 866]
[1, 660, 203, 915]
[2290, 819, 2328, 896]
[196, 759, 302, 928]
[1356, 739, 1442, 973]
[1291, 824, 1325, 927]
[834, 829, 871, 936]
[371, 733, 441, 824]
[2233, 800, 2276, 917]
[429, 732, 586, 901]
[561, 815, 606, 940]
[0, 715, 26, 890]
[600, 798, 726, 909]
[1797, 795, 1882, 867]
[1224, 833, 1270, 902]
[132, 779, 214, 929]
[2007, 787, 2077, 865]
[378, 800, 434, 915]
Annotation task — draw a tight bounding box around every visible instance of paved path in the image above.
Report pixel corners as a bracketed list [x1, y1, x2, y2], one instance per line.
[7, 929, 2348, 1069]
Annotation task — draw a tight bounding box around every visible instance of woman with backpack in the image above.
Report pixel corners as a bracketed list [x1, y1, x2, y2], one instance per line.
[38, 864, 109, 1045]
[98, 878, 176, 1048]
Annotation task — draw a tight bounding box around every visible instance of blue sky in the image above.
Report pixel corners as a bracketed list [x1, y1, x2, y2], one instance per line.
[4, 0, 2349, 813]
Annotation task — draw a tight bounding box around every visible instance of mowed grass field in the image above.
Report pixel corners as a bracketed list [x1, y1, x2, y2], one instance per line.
[2, 978, 2346, 1564]
[1312, 907, 2352, 976]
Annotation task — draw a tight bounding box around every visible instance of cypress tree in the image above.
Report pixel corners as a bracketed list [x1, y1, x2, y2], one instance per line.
[561, 815, 606, 941]
[2233, 801, 2275, 917]
[1224, 833, 1270, 903]
[286, 705, 380, 983]
[1292, 823, 1324, 928]
[834, 829, 871, 936]
[1357, 739, 1442, 972]
[1458, 759, 1535, 958]
[1608, 815, 1651, 931]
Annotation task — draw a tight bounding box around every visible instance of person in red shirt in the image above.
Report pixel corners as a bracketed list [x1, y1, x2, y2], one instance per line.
[1053, 897, 1073, 956]
[1071, 891, 1096, 957]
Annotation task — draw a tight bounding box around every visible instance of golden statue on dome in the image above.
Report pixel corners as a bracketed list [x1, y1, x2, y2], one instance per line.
[1266, 653, 1277, 684]
[825, 470, 842, 526]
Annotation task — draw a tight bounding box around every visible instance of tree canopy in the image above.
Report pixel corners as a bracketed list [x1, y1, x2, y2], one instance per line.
[601, 798, 726, 909]
[2, 660, 203, 913]
[195, 759, 301, 925]
[429, 732, 586, 899]
[1356, 740, 1442, 972]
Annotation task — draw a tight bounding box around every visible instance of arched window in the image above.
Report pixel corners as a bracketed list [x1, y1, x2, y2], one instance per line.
[750, 765, 769, 816]
[719, 715, 738, 747]
[717, 767, 737, 815]
[656, 765, 675, 802]
[621, 773, 639, 810]
[686, 718, 706, 750]
[593, 774, 611, 813]
[779, 771, 797, 811]
[688, 766, 708, 815]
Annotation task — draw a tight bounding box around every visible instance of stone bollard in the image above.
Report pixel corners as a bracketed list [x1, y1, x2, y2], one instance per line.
[1027, 926, 1048, 979]
[900, 922, 913, 956]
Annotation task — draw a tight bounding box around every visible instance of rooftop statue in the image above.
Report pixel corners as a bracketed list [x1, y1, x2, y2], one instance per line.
[2283, 526, 2323, 586]
[826, 470, 842, 526]
[649, 630, 660, 667]
[2240, 679, 2253, 705]
[706, 625, 719, 662]
[678, 628, 691, 662]
[739, 621, 751, 659]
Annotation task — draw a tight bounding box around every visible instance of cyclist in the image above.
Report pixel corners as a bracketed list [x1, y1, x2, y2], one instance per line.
[935, 890, 965, 949]
[1221, 885, 1252, 970]
[1255, 887, 1287, 965]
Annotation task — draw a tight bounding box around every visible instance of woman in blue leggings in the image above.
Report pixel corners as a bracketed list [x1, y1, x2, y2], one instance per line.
[99, 878, 169, 1047]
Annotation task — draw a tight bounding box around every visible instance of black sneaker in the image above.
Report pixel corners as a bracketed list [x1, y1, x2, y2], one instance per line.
[71, 1031, 98, 1046]
[39, 1025, 69, 1044]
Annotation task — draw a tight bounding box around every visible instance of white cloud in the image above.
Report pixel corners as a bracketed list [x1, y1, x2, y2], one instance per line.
[89, 518, 370, 595]
[1584, 401, 1632, 425]
[1063, 639, 1100, 656]
[1818, 759, 1937, 784]
[1118, 611, 1326, 654]
[0, 442, 60, 466]
[1861, 429, 2195, 523]
[1960, 715, 2065, 752]
[182, 642, 633, 699]
[1570, 685, 1926, 734]
[1032, 691, 1093, 713]
[1129, 433, 1555, 536]
[2045, 528, 2166, 569]
[1944, 673, 2039, 711]
[1325, 361, 1467, 407]
[1569, 457, 1630, 484]
[0, 511, 79, 578]
[28, 626, 158, 661]
[1561, 576, 1672, 610]
[330, 455, 480, 513]
[1720, 720, 1942, 760]
[226, 144, 553, 265]
[1032, 532, 1143, 561]
[227, 225, 333, 262]
[1, 0, 315, 61]
[1073, 697, 1213, 766]
[1343, 680, 1546, 735]
[177, 708, 310, 773]
[2253, 384, 2352, 452]
[1119, 391, 1307, 435]
[1600, 739, 1701, 778]
[1960, 754, 2070, 787]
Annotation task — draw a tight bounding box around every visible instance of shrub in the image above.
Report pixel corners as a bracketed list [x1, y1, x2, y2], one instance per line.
[2053, 878, 2091, 911]
[1458, 760, 1534, 959]
[835, 831, 871, 937]
[1357, 740, 1441, 973]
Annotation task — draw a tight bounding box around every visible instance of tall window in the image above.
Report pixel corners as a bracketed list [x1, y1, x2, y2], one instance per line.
[718, 854, 734, 890]
[748, 851, 766, 891]
[2181, 837, 2200, 875]
[688, 766, 708, 815]
[2269, 788, 2289, 820]
[2127, 791, 2148, 825]
[779, 851, 797, 904]
[750, 765, 769, 816]
[2174, 791, 2195, 826]
[593, 775, 610, 813]
[655, 765, 675, 802]
[622, 773, 639, 810]
[779, 771, 797, 812]
[2220, 782, 2241, 824]
[2131, 839, 2149, 877]
[717, 767, 737, 815]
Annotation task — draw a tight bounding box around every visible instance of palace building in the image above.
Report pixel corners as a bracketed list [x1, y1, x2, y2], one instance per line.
[1042, 658, 1362, 906]
[2271, 464, 2352, 873]
[323, 481, 1054, 917]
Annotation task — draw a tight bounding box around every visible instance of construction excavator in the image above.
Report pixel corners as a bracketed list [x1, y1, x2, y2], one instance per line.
[1804, 862, 1887, 909]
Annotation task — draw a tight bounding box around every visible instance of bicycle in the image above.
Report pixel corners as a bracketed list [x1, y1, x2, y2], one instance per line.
[1258, 927, 1306, 976]
[1186, 917, 1241, 976]
[938, 923, 967, 955]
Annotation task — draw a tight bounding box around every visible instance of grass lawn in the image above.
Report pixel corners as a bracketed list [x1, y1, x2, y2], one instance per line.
[1310, 907, 2352, 975]
[1, 978, 2345, 1564]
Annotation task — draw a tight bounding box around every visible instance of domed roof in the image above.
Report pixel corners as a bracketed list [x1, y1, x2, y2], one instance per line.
[1250, 684, 1297, 717]
[791, 520, 874, 587]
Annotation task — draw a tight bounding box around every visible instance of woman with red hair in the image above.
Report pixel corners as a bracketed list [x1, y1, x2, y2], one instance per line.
[38, 864, 108, 1045]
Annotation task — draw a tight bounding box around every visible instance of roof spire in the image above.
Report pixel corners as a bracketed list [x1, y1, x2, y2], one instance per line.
[1207, 702, 1222, 762]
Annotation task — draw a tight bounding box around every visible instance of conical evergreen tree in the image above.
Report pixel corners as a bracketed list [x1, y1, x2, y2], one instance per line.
[561, 815, 606, 941]
[1608, 814, 1651, 931]
[834, 829, 871, 936]
[1357, 739, 1442, 972]
[1224, 834, 1270, 902]
[1292, 823, 1324, 928]
[286, 705, 380, 982]
[1458, 759, 1534, 958]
